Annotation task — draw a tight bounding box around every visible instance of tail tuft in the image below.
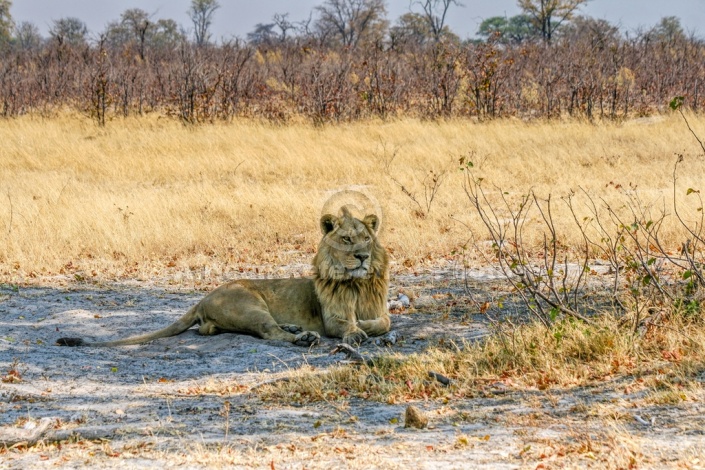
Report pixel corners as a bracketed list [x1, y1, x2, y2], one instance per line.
[56, 337, 84, 347]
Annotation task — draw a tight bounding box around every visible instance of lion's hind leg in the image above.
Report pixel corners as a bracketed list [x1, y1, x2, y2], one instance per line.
[198, 321, 220, 336]
[201, 283, 319, 347]
[199, 308, 319, 346]
[244, 309, 319, 347]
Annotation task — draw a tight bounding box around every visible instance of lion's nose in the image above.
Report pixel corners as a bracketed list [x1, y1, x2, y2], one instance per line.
[355, 253, 369, 262]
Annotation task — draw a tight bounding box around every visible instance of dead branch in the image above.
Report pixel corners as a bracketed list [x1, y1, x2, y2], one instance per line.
[330, 343, 372, 365]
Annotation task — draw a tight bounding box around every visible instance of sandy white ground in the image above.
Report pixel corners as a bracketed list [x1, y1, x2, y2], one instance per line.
[1, 275, 703, 469]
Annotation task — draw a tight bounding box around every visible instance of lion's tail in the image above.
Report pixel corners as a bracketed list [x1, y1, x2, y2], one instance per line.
[56, 305, 200, 347]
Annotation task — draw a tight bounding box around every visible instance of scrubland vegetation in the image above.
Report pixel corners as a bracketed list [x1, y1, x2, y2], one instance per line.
[1, 23, 703, 125]
[2, 2, 705, 467]
[0, 1, 703, 125]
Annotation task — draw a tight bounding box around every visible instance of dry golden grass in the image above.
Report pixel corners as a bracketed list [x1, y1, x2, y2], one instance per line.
[1, 113, 705, 280]
[257, 311, 705, 404]
[252, 309, 704, 469]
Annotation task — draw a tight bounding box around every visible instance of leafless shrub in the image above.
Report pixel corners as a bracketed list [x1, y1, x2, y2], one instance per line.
[375, 139, 449, 218]
[0, 28, 703, 124]
[463, 148, 705, 332]
[462, 168, 592, 326]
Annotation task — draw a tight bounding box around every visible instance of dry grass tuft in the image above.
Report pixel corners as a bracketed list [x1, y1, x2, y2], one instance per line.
[520, 425, 643, 469]
[258, 312, 705, 404]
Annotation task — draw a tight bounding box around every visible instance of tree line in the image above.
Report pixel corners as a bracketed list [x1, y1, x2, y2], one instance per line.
[0, 0, 702, 124]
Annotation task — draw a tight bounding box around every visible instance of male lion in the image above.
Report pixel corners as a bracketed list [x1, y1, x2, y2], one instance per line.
[57, 207, 390, 348]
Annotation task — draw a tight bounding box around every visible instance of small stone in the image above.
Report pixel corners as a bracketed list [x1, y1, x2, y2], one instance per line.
[397, 294, 410, 307]
[404, 405, 428, 429]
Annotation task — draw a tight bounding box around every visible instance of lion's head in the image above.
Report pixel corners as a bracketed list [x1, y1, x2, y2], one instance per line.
[314, 206, 386, 281]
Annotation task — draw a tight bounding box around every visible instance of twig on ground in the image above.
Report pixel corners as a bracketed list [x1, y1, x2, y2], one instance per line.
[0, 420, 175, 447]
[428, 371, 452, 386]
[330, 343, 372, 365]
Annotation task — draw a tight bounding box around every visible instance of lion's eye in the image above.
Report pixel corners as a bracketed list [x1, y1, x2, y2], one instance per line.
[342, 236, 352, 244]
[365, 236, 370, 242]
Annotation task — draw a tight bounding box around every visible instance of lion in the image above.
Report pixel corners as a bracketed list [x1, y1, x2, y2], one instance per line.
[56, 207, 390, 348]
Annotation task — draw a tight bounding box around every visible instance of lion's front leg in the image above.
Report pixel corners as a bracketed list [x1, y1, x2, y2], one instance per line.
[357, 315, 391, 337]
[322, 311, 368, 345]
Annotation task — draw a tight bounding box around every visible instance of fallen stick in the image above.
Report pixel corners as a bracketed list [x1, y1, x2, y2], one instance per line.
[428, 371, 452, 386]
[0, 417, 54, 447]
[1, 420, 178, 447]
[330, 343, 372, 365]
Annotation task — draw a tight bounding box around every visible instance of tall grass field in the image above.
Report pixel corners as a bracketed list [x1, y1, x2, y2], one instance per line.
[1, 113, 704, 281]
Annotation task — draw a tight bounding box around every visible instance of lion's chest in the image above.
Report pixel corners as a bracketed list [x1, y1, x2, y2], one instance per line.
[315, 277, 388, 320]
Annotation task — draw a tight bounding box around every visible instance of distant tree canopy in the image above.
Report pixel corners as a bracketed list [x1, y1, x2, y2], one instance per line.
[647, 16, 685, 43]
[0, 0, 13, 44]
[390, 12, 435, 46]
[390, 10, 459, 46]
[477, 15, 536, 44]
[517, 0, 589, 42]
[49, 17, 88, 45]
[314, 0, 388, 47]
[247, 23, 278, 45]
[563, 15, 620, 49]
[0, 0, 699, 52]
[13, 21, 42, 49]
[105, 8, 184, 56]
[247, 13, 296, 45]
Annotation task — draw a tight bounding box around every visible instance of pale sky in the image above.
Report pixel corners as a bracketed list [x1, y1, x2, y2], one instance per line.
[11, 0, 705, 40]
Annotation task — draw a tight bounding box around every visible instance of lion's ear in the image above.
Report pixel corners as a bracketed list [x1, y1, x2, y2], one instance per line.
[363, 214, 380, 234]
[320, 214, 337, 235]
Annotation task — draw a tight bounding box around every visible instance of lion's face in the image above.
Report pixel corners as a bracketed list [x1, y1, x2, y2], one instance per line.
[316, 208, 382, 281]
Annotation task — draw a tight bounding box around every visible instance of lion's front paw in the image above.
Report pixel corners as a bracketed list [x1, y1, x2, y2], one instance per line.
[279, 324, 303, 334]
[294, 331, 320, 347]
[342, 329, 368, 346]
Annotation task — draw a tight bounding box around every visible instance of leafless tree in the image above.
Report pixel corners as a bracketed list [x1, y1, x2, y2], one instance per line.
[14, 21, 43, 50]
[188, 0, 220, 46]
[315, 0, 388, 48]
[248, 13, 297, 45]
[412, 0, 463, 42]
[273, 14, 296, 41]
